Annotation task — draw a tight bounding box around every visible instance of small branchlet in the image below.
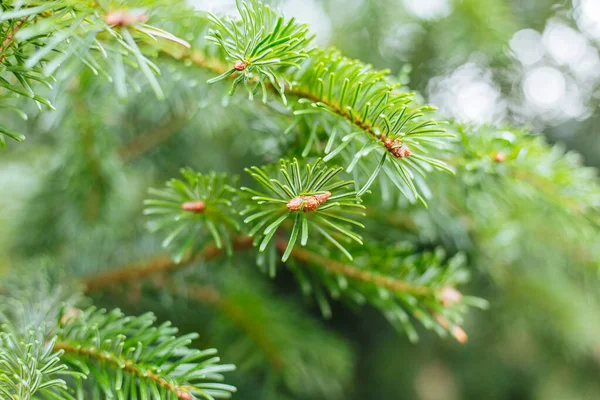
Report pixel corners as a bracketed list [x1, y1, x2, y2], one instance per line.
[144, 170, 239, 261]
[242, 159, 364, 261]
[206, 0, 313, 102]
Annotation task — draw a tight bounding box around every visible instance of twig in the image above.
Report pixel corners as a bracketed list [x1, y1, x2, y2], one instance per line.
[54, 341, 190, 398]
[275, 239, 431, 295]
[0, 17, 26, 63]
[162, 281, 285, 369]
[82, 236, 254, 293]
[160, 47, 403, 153]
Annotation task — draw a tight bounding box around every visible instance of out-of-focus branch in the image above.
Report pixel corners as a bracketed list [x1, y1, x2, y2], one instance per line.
[163, 281, 285, 370]
[82, 236, 253, 293]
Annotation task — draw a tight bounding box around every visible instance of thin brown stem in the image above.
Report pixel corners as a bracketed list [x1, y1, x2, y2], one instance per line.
[53, 341, 187, 396]
[0, 17, 26, 63]
[159, 47, 399, 153]
[163, 281, 285, 369]
[119, 113, 188, 162]
[82, 236, 253, 293]
[275, 239, 431, 296]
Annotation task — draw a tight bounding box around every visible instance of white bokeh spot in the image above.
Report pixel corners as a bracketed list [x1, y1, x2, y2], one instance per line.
[510, 29, 544, 65]
[402, 0, 452, 21]
[523, 66, 566, 109]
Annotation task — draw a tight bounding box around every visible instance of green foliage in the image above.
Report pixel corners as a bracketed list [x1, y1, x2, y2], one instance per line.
[283, 240, 487, 342]
[206, 0, 313, 102]
[288, 48, 454, 203]
[0, 0, 190, 144]
[166, 270, 354, 400]
[1, 0, 599, 399]
[57, 307, 236, 400]
[0, 331, 73, 399]
[242, 158, 364, 262]
[145, 169, 240, 262]
[0, 272, 235, 400]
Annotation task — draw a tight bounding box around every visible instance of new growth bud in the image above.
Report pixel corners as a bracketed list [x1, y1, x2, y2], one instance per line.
[286, 191, 331, 212]
[494, 152, 506, 162]
[176, 390, 192, 400]
[181, 201, 206, 213]
[234, 60, 248, 71]
[383, 138, 412, 158]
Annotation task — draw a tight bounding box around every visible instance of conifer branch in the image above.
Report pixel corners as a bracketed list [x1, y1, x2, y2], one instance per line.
[53, 341, 189, 397]
[275, 239, 431, 296]
[82, 236, 254, 293]
[119, 113, 188, 162]
[164, 282, 286, 370]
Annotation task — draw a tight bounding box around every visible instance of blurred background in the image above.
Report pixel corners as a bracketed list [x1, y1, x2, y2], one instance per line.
[2, 0, 600, 399]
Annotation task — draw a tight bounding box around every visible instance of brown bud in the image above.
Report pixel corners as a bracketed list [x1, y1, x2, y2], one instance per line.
[181, 201, 206, 213]
[176, 390, 192, 400]
[383, 137, 411, 158]
[494, 152, 506, 162]
[234, 60, 247, 71]
[391, 144, 411, 158]
[286, 191, 331, 212]
[438, 287, 463, 308]
[105, 10, 148, 26]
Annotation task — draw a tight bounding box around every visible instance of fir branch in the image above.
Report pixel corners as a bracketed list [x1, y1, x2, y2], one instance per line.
[164, 282, 286, 370]
[275, 238, 431, 296]
[144, 170, 242, 262]
[241, 158, 365, 261]
[82, 236, 254, 293]
[52, 341, 185, 396]
[118, 112, 188, 162]
[53, 307, 236, 400]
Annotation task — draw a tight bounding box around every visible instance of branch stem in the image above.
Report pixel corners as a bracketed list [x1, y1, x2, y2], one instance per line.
[275, 239, 431, 295]
[160, 48, 394, 148]
[53, 341, 185, 396]
[82, 236, 254, 293]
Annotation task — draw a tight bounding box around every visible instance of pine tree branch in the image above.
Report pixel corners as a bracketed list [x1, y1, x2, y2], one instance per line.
[53, 341, 188, 397]
[82, 236, 254, 293]
[118, 112, 188, 162]
[164, 281, 286, 370]
[161, 48, 400, 151]
[275, 238, 431, 296]
[84, 234, 431, 298]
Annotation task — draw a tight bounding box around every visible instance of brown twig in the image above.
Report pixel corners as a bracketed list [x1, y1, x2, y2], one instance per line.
[164, 281, 285, 369]
[160, 47, 407, 157]
[118, 113, 188, 162]
[54, 341, 193, 399]
[0, 17, 26, 63]
[82, 236, 253, 293]
[275, 239, 431, 296]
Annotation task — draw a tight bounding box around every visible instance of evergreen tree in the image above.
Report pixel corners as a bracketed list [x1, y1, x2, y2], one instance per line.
[0, 0, 598, 399]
